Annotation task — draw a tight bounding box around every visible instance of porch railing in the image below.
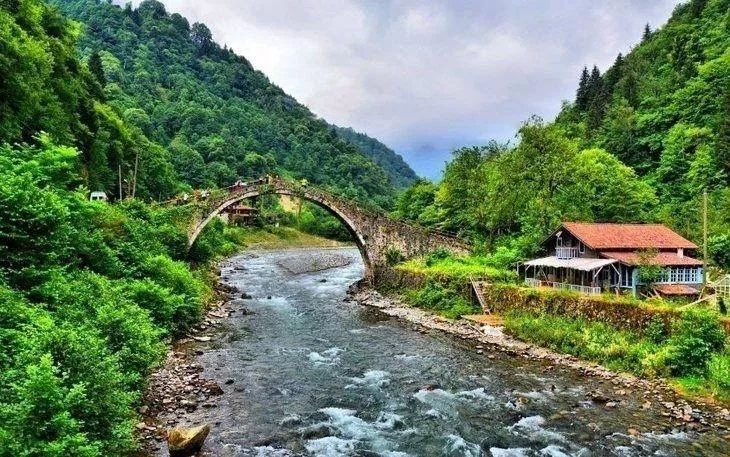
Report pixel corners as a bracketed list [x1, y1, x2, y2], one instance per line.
[525, 278, 601, 295]
[555, 247, 579, 259]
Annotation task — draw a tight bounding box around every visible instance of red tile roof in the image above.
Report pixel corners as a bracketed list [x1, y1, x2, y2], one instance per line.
[561, 222, 697, 250]
[600, 251, 703, 266]
[653, 284, 700, 296]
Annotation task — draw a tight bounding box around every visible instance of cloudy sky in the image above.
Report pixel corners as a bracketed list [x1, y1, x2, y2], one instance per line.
[153, 0, 680, 178]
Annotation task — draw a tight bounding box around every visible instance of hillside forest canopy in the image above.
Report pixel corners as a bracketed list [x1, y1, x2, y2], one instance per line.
[395, 0, 730, 269]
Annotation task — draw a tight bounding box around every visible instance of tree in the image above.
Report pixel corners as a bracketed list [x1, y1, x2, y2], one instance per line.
[88, 51, 106, 87]
[643, 23, 652, 41]
[575, 67, 590, 111]
[603, 53, 624, 92]
[190, 22, 214, 56]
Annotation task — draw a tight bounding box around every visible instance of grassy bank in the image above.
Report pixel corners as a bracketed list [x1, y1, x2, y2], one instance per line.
[384, 249, 729, 403]
[504, 310, 730, 402]
[394, 249, 517, 282]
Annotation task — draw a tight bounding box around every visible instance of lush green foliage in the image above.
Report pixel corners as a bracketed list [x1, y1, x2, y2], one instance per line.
[44, 0, 410, 206]
[396, 250, 518, 283]
[405, 281, 480, 319]
[396, 0, 730, 267]
[0, 140, 232, 455]
[505, 308, 728, 383]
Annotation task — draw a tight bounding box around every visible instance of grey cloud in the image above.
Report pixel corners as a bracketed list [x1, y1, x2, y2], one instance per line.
[146, 0, 680, 178]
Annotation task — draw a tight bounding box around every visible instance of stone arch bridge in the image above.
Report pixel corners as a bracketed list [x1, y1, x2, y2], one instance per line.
[186, 178, 470, 281]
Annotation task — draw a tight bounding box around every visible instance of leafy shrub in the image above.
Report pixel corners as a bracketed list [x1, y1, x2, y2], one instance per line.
[425, 247, 451, 266]
[645, 315, 669, 344]
[719, 296, 727, 316]
[121, 279, 195, 337]
[405, 281, 480, 319]
[140, 255, 210, 314]
[665, 308, 726, 376]
[385, 247, 406, 266]
[707, 352, 730, 391]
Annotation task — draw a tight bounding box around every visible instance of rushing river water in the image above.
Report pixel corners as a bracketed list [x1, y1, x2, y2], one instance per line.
[172, 248, 728, 456]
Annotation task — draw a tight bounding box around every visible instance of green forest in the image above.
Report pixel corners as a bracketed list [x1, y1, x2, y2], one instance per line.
[3, 0, 416, 207]
[396, 0, 730, 268]
[0, 0, 413, 454]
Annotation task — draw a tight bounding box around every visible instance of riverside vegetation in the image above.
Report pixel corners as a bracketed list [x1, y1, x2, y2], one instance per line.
[388, 0, 730, 402]
[0, 0, 402, 454]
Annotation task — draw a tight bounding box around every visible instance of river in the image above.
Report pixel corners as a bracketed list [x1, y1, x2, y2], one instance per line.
[164, 247, 728, 456]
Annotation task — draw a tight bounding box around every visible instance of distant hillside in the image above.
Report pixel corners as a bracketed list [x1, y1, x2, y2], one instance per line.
[333, 126, 418, 188]
[48, 0, 405, 206]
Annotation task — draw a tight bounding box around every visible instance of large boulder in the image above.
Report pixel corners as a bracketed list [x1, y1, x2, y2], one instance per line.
[167, 424, 211, 456]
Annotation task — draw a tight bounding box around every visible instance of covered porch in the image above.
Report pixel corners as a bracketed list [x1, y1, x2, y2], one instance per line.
[520, 257, 620, 295]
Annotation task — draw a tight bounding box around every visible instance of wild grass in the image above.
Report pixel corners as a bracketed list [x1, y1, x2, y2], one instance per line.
[503, 310, 730, 403]
[403, 281, 481, 319]
[396, 252, 517, 282]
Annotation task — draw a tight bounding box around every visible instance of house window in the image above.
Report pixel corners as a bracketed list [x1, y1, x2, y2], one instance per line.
[578, 242, 585, 254]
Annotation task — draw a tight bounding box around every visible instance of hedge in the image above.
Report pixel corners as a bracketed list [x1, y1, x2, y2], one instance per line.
[479, 283, 681, 335]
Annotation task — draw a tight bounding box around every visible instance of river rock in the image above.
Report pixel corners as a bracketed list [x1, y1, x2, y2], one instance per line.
[241, 292, 253, 299]
[167, 424, 210, 456]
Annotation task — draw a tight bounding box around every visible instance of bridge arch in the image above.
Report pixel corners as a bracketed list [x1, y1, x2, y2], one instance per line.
[188, 186, 374, 275]
[186, 179, 470, 282]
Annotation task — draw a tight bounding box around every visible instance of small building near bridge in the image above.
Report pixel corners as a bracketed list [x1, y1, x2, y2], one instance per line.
[519, 222, 703, 297]
[222, 204, 259, 226]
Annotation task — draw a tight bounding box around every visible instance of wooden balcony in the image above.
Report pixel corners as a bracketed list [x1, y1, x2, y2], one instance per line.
[525, 278, 601, 295]
[555, 247, 579, 259]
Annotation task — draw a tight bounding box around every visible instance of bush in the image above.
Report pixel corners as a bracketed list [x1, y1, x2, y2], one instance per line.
[121, 279, 195, 337]
[665, 308, 726, 376]
[140, 255, 210, 313]
[385, 247, 406, 266]
[405, 281, 480, 319]
[425, 247, 451, 267]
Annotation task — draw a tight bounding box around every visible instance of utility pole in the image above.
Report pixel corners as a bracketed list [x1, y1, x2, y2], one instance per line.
[131, 152, 139, 199]
[702, 189, 708, 285]
[118, 162, 123, 201]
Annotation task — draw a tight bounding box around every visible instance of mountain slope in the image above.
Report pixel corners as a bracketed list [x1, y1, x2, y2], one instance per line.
[50, 0, 408, 206]
[333, 125, 418, 188]
[554, 0, 729, 244]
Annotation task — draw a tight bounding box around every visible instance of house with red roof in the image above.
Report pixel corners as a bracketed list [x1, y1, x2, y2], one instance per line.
[519, 222, 704, 297]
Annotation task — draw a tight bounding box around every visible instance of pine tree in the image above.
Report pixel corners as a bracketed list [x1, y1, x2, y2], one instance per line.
[575, 67, 590, 111]
[587, 65, 602, 102]
[643, 23, 652, 41]
[586, 67, 608, 134]
[604, 53, 624, 93]
[88, 51, 106, 87]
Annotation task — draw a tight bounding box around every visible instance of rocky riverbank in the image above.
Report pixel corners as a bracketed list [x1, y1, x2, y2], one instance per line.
[350, 284, 730, 434]
[135, 280, 239, 456]
[277, 250, 352, 274]
[135, 249, 356, 455]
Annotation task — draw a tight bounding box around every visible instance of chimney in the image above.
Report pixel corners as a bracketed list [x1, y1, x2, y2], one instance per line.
[677, 248, 684, 258]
